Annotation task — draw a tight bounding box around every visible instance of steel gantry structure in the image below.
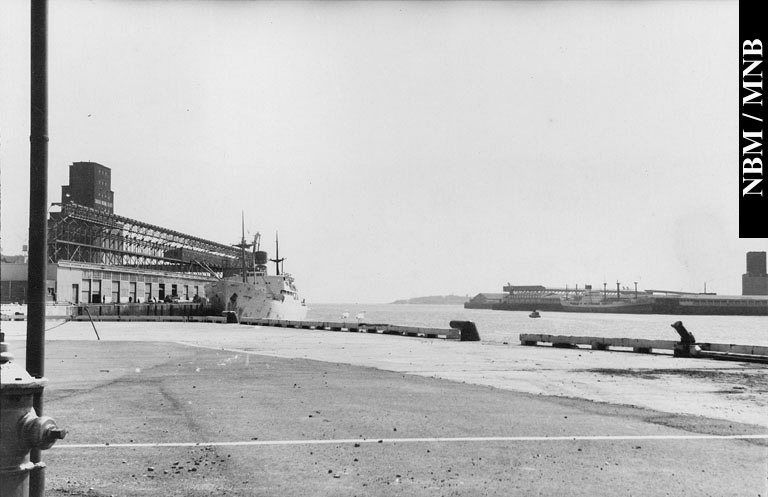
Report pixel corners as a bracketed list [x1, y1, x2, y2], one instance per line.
[47, 203, 243, 274]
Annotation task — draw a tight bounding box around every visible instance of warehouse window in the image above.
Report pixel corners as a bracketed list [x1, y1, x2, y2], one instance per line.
[91, 280, 101, 304]
[81, 280, 90, 304]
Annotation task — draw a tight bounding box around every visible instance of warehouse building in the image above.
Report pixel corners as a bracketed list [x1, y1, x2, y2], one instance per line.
[1, 162, 243, 307]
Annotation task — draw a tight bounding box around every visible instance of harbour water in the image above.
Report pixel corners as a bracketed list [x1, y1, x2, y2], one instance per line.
[308, 303, 768, 347]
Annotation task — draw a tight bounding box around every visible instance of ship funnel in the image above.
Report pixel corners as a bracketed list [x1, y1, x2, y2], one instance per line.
[254, 251, 268, 266]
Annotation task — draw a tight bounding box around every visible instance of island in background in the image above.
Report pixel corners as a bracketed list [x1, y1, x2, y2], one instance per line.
[391, 295, 469, 305]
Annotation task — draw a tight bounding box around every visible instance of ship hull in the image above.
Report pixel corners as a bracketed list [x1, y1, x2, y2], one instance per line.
[560, 301, 654, 314]
[490, 301, 654, 314]
[206, 279, 307, 321]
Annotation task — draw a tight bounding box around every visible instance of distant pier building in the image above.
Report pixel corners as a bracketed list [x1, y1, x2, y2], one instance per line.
[465, 254, 768, 315]
[742, 251, 768, 296]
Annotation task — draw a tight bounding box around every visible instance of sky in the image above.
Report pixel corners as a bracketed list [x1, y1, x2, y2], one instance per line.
[1, 0, 765, 303]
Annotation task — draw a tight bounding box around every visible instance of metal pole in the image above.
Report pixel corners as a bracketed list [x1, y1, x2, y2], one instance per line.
[241, 212, 246, 282]
[27, 1, 48, 495]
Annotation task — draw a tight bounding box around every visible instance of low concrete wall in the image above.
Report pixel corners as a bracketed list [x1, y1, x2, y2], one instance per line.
[76, 302, 208, 318]
[0, 303, 76, 320]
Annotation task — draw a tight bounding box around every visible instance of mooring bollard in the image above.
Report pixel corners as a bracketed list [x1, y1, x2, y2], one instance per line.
[449, 321, 480, 341]
[671, 321, 699, 357]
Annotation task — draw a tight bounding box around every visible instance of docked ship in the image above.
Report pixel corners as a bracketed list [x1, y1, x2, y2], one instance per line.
[559, 298, 654, 314]
[205, 230, 307, 321]
[558, 285, 654, 314]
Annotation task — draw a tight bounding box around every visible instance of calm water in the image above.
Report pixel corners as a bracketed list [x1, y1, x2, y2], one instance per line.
[307, 303, 768, 346]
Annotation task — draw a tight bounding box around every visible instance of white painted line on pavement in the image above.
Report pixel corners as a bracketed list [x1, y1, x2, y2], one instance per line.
[53, 434, 768, 449]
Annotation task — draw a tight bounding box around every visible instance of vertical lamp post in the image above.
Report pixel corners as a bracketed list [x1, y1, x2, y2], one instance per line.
[27, 0, 49, 495]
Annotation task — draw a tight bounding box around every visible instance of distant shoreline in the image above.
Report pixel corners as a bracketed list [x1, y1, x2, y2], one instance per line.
[390, 295, 469, 305]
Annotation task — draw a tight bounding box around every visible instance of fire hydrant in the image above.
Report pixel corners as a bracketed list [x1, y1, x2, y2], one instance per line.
[1, 332, 66, 497]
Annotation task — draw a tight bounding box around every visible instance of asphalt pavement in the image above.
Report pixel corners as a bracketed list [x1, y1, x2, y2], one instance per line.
[2, 330, 765, 497]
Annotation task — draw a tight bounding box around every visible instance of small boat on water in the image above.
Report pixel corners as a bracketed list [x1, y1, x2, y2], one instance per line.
[529, 310, 541, 318]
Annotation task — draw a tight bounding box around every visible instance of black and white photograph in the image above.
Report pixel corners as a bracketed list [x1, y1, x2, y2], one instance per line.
[1, 1, 766, 496]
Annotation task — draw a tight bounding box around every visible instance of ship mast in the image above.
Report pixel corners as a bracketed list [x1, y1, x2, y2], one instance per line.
[232, 212, 252, 283]
[240, 214, 247, 282]
[269, 231, 285, 275]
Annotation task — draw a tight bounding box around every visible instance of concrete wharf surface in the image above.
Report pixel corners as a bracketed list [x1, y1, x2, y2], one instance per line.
[1, 321, 767, 496]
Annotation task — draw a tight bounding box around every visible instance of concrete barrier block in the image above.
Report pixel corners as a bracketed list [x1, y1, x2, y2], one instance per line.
[553, 342, 577, 349]
[449, 320, 480, 341]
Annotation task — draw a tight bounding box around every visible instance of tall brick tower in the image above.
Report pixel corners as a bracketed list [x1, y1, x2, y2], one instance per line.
[60, 161, 114, 213]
